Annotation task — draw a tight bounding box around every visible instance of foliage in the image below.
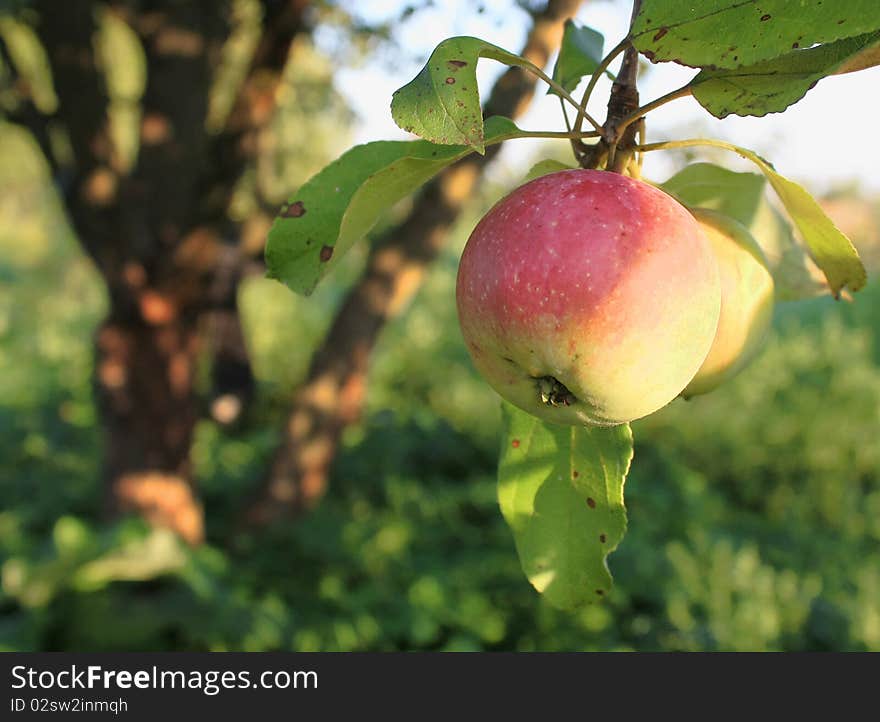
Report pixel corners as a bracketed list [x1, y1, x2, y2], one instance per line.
[498, 406, 631, 609]
[550, 20, 604, 96]
[690, 30, 880, 118]
[2, 0, 879, 646]
[631, 0, 880, 69]
[262, 1, 876, 607]
[266, 116, 519, 295]
[2, 120, 879, 647]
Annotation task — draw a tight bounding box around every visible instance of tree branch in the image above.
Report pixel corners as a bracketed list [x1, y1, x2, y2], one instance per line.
[600, 0, 642, 172]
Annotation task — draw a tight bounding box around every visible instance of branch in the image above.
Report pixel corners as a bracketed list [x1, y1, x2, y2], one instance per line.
[611, 84, 692, 148]
[577, 0, 642, 171]
[243, 0, 587, 527]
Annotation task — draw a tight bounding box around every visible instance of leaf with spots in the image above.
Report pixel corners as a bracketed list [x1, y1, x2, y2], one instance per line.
[691, 30, 880, 118]
[266, 116, 522, 295]
[498, 403, 633, 610]
[632, 0, 880, 70]
[660, 163, 830, 299]
[391, 36, 543, 153]
[549, 20, 604, 96]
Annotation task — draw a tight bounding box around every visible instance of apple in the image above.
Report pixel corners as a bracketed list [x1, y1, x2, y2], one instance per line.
[681, 208, 775, 398]
[456, 169, 721, 426]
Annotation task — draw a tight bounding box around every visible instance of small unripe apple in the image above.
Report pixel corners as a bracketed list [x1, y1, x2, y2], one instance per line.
[456, 169, 721, 426]
[681, 208, 775, 398]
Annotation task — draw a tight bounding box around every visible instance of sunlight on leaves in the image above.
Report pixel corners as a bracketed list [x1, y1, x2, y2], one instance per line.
[632, 0, 880, 70]
[266, 117, 521, 295]
[692, 31, 880, 118]
[391, 36, 538, 153]
[660, 163, 830, 299]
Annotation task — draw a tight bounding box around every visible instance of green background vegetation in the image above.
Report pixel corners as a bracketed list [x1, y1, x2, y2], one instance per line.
[2, 111, 879, 651]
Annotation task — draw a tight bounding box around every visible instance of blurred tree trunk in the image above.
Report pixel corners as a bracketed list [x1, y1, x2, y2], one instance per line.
[95, 315, 203, 542]
[245, 0, 585, 525]
[20, 0, 310, 542]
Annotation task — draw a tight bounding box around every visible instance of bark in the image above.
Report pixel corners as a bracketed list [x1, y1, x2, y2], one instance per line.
[95, 315, 203, 544]
[27, 0, 309, 542]
[245, 0, 586, 525]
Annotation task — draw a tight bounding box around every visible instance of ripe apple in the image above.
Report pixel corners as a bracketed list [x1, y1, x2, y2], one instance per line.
[456, 169, 721, 426]
[681, 208, 775, 398]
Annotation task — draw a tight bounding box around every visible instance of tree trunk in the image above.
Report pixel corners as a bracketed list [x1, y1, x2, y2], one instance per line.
[245, 0, 586, 525]
[24, 0, 309, 541]
[95, 309, 203, 543]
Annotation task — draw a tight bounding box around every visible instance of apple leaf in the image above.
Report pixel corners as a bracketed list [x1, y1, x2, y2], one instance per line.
[691, 30, 880, 118]
[266, 116, 520, 295]
[660, 162, 766, 224]
[731, 147, 868, 296]
[391, 36, 540, 153]
[632, 0, 880, 70]
[835, 33, 880, 74]
[660, 163, 830, 299]
[498, 403, 633, 610]
[521, 159, 574, 184]
[549, 20, 604, 96]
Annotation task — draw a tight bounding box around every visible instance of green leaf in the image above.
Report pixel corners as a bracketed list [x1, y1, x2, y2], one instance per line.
[266, 116, 520, 295]
[667, 153, 867, 297]
[391, 36, 540, 153]
[835, 33, 880, 74]
[691, 31, 880, 118]
[498, 403, 633, 610]
[735, 148, 867, 296]
[549, 20, 604, 95]
[660, 162, 766, 225]
[660, 163, 830, 299]
[632, 0, 880, 70]
[521, 159, 574, 184]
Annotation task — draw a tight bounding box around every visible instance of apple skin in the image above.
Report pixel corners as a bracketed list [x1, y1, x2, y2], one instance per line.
[456, 169, 721, 426]
[681, 208, 775, 398]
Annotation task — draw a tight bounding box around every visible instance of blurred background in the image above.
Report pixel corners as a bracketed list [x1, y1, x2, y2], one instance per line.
[1, 0, 879, 651]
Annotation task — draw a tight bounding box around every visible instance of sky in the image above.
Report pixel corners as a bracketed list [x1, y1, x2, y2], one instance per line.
[318, 0, 880, 195]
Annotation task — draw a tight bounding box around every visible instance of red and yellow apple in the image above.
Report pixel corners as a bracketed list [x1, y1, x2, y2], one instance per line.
[681, 208, 775, 398]
[456, 169, 721, 426]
